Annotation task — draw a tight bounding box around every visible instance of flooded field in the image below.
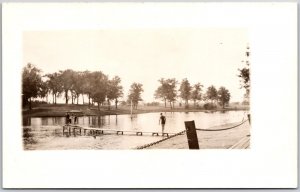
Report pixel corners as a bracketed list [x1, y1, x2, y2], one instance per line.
[23, 110, 248, 150]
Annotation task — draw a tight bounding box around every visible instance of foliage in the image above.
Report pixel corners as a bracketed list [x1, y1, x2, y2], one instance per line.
[39, 81, 49, 101]
[71, 72, 85, 104]
[107, 76, 123, 110]
[191, 83, 203, 107]
[128, 83, 144, 109]
[203, 103, 217, 110]
[22, 63, 43, 109]
[146, 102, 160, 106]
[81, 71, 94, 106]
[217, 86, 231, 108]
[205, 85, 218, 104]
[179, 78, 192, 108]
[89, 71, 109, 111]
[154, 78, 168, 107]
[59, 69, 75, 104]
[155, 78, 177, 109]
[45, 72, 63, 104]
[120, 101, 127, 106]
[238, 46, 250, 101]
[238, 68, 250, 94]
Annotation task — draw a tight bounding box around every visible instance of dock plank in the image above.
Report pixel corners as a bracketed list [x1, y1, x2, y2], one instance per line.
[63, 124, 180, 136]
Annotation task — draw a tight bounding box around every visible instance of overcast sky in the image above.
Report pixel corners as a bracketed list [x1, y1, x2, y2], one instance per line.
[23, 28, 248, 103]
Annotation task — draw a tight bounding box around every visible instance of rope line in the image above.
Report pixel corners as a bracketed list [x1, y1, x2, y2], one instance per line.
[196, 118, 249, 132]
[136, 130, 186, 149]
[136, 118, 250, 149]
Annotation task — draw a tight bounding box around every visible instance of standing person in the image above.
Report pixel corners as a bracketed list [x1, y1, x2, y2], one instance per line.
[70, 113, 74, 124]
[159, 113, 166, 135]
[74, 114, 78, 124]
[66, 113, 70, 124]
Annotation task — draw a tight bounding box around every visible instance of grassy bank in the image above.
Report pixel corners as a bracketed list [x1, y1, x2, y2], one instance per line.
[22, 103, 250, 117]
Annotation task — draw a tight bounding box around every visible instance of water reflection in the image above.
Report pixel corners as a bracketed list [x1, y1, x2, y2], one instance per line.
[22, 111, 248, 149]
[23, 110, 247, 133]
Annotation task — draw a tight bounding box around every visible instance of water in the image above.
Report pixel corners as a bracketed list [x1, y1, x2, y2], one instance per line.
[23, 111, 247, 150]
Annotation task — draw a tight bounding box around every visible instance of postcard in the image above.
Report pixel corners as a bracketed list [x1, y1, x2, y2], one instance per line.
[2, 2, 297, 188]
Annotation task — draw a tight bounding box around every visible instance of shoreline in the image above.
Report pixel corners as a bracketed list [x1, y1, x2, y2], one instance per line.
[22, 104, 249, 118]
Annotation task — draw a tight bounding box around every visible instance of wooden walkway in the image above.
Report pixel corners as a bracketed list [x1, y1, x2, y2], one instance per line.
[62, 124, 181, 137]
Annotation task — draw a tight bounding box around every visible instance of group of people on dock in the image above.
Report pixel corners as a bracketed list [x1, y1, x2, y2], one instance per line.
[66, 113, 78, 124]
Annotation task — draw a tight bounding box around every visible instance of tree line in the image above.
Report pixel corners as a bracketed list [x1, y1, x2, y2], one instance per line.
[154, 78, 231, 109]
[23, 54, 251, 111]
[22, 63, 124, 110]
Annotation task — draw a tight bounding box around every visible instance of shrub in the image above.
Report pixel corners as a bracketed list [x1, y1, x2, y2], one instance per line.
[146, 102, 160, 106]
[203, 103, 217, 110]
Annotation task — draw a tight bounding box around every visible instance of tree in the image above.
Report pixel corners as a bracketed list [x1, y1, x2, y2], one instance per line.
[238, 45, 250, 102]
[218, 86, 231, 108]
[179, 78, 192, 108]
[59, 69, 75, 104]
[107, 76, 123, 110]
[82, 71, 94, 107]
[72, 71, 85, 105]
[154, 78, 177, 109]
[191, 83, 203, 107]
[165, 79, 177, 109]
[90, 71, 108, 111]
[45, 72, 62, 104]
[22, 63, 43, 110]
[154, 78, 168, 108]
[205, 85, 218, 104]
[39, 81, 50, 103]
[128, 83, 144, 109]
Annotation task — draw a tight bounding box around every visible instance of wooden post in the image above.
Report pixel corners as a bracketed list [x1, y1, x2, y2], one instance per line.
[184, 121, 199, 149]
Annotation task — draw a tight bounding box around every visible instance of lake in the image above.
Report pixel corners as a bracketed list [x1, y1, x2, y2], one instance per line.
[23, 110, 248, 150]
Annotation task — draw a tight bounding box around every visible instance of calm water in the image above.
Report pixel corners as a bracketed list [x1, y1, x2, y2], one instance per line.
[23, 111, 248, 150]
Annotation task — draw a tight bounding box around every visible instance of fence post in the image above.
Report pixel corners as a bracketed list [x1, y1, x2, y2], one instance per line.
[247, 114, 251, 124]
[184, 121, 199, 149]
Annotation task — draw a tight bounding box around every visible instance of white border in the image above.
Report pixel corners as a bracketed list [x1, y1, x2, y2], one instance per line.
[2, 2, 298, 188]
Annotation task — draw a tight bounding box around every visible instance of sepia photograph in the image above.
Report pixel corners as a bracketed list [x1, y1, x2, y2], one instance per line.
[3, 2, 297, 188]
[22, 29, 250, 150]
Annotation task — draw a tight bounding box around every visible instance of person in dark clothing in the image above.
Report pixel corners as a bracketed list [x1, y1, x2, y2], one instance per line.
[74, 115, 78, 124]
[159, 113, 166, 135]
[66, 113, 70, 124]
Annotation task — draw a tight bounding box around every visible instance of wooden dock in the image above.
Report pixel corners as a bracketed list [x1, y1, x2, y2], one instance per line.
[62, 124, 182, 137]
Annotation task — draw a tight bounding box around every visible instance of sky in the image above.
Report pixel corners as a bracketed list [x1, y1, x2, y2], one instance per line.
[23, 28, 249, 103]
